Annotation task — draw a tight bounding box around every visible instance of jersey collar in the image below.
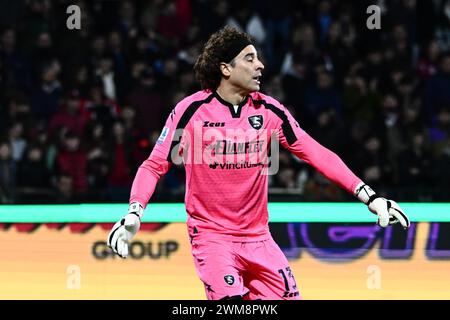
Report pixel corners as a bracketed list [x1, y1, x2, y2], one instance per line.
[213, 91, 248, 118]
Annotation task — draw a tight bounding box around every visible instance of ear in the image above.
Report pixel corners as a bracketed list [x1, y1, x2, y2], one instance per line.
[220, 62, 231, 77]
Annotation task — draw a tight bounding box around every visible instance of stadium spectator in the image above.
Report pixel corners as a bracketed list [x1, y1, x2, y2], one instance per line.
[425, 52, 450, 125]
[303, 68, 342, 128]
[53, 172, 77, 204]
[0, 140, 16, 203]
[127, 68, 164, 134]
[83, 77, 120, 128]
[56, 131, 87, 193]
[418, 40, 440, 81]
[48, 89, 87, 138]
[429, 105, 450, 156]
[30, 60, 62, 120]
[17, 144, 50, 189]
[7, 121, 27, 163]
[85, 121, 110, 193]
[0, 28, 32, 93]
[107, 120, 134, 202]
[398, 130, 433, 199]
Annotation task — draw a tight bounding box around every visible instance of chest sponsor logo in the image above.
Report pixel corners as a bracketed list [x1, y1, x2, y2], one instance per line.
[209, 161, 265, 170]
[207, 140, 265, 155]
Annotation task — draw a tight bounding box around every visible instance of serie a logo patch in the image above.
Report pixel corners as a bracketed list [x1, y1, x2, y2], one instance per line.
[157, 127, 169, 145]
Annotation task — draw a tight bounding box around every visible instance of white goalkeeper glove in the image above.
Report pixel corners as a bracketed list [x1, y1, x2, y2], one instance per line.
[355, 183, 410, 229]
[107, 202, 144, 258]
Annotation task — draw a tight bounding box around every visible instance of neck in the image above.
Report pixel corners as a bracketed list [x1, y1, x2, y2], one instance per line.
[216, 85, 247, 105]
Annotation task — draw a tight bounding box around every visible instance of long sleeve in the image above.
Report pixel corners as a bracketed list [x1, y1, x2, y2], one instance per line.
[129, 97, 191, 208]
[275, 104, 362, 195]
[129, 154, 170, 208]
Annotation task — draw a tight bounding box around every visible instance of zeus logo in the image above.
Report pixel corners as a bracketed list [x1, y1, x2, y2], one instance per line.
[248, 115, 263, 129]
[203, 121, 225, 127]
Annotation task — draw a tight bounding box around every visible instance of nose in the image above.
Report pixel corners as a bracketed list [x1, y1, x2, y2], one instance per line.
[257, 59, 265, 71]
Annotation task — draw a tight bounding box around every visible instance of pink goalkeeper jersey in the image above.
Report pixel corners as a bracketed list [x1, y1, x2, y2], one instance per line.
[130, 90, 362, 240]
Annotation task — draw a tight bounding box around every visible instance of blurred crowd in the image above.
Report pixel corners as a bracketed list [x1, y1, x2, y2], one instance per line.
[0, 0, 449, 204]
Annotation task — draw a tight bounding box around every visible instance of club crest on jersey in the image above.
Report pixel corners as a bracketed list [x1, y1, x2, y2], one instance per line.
[224, 275, 235, 285]
[248, 115, 263, 129]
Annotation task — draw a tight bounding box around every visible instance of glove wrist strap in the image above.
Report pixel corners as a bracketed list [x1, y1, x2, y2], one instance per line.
[128, 202, 144, 220]
[129, 212, 141, 221]
[367, 194, 380, 205]
[354, 182, 378, 205]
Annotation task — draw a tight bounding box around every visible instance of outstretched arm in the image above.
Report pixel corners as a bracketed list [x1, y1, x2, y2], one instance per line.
[274, 103, 410, 229]
[108, 101, 189, 258]
[129, 153, 171, 209]
[285, 131, 361, 195]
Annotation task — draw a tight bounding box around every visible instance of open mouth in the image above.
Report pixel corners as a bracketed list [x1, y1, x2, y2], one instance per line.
[252, 75, 261, 84]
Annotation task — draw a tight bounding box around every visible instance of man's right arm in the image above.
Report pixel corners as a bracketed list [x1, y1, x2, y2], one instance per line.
[107, 103, 186, 258]
[129, 153, 170, 209]
[129, 105, 184, 209]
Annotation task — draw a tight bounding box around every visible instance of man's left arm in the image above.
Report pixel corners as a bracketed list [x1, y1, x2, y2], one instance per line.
[275, 104, 410, 229]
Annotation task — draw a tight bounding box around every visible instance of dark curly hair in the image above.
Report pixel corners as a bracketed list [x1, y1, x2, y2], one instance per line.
[194, 26, 253, 91]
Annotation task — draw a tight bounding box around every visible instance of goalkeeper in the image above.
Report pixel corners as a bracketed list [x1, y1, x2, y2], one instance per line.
[108, 26, 410, 300]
